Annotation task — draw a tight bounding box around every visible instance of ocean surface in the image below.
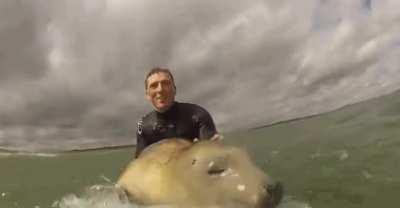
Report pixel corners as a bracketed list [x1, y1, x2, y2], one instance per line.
[1, 91, 400, 208]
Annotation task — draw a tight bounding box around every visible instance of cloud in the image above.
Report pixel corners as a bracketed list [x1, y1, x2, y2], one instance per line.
[0, 0, 399, 151]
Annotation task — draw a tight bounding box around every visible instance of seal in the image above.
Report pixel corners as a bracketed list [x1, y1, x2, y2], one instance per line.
[117, 138, 283, 208]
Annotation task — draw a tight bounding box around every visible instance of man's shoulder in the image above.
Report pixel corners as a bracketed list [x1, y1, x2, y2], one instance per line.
[136, 111, 156, 135]
[138, 110, 156, 124]
[176, 102, 207, 112]
[176, 102, 212, 119]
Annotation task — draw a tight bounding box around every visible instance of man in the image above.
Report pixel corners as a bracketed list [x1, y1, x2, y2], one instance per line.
[135, 67, 218, 158]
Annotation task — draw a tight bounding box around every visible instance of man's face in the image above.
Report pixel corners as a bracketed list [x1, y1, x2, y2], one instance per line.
[145, 72, 176, 112]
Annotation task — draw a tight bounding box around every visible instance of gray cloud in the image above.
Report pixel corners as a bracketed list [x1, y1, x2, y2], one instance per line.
[0, 0, 50, 86]
[0, 0, 399, 151]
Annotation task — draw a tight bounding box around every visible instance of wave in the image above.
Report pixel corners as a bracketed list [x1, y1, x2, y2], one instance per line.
[0, 151, 58, 158]
[0, 143, 134, 155]
[55, 184, 310, 208]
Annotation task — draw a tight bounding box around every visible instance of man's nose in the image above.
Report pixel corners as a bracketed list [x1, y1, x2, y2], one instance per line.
[155, 83, 164, 92]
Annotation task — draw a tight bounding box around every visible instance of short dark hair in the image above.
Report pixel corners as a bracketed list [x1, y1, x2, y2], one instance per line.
[144, 67, 176, 90]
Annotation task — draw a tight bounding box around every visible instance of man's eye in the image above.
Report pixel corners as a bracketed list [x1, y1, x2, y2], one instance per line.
[162, 81, 171, 86]
[149, 83, 157, 89]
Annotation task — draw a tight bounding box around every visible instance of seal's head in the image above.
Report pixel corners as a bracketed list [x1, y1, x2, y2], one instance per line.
[174, 140, 283, 207]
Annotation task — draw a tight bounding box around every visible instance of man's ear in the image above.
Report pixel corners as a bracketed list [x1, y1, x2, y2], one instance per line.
[173, 85, 177, 96]
[145, 90, 151, 101]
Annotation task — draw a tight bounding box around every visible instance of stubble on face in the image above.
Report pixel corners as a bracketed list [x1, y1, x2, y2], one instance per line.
[145, 72, 176, 112]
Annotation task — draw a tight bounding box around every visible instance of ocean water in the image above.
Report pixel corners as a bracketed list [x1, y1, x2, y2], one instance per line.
[1, 92, 400, 208]
[0, 146, 308, 208]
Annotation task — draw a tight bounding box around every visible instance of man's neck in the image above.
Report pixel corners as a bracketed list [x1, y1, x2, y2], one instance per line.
[155, 101, 177, 113]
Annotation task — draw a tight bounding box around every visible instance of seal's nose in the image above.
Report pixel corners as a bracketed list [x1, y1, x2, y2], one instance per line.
[266, 182, 284, 207]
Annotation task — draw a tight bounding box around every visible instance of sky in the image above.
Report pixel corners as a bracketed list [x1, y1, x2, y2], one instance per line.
[0, 0, 399, 151]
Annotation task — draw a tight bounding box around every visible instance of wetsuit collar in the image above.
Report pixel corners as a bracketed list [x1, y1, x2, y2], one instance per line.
[155, 101, 178, 115]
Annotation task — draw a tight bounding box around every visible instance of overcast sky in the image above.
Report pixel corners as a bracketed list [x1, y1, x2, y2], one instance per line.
[0, 0, 399, 151]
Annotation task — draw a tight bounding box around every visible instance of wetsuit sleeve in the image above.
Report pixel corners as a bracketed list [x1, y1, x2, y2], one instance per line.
[196, 107, 218, 140]
[135, 119, 147, 158]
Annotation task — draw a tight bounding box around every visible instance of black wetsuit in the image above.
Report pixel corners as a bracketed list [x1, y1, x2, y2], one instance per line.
[135, 102, 217, 158]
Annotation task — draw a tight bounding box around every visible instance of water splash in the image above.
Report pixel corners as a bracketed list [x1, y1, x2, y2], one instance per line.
[55, 184, 135, 208]
[54, 184, 309, 208]
[277, 196, 312, 208]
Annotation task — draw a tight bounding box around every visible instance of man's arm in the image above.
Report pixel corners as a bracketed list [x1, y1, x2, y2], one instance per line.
[196, 107, 218, 140]
[135, 119, 147, 158]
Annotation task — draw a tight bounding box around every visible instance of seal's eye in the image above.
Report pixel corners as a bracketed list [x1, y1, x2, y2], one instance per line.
[192, 159, 197, 165]
[207, 157, 228, 176]
[207, 167, 226, 175]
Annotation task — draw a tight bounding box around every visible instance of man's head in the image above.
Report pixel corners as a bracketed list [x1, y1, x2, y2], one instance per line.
[144, 67, 176, 112]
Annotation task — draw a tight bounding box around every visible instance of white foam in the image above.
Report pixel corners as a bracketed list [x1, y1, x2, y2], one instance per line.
[56, 184, 310, 208]
[277, 196, 312, 208]
[0, 152, 58, 158]
[361, 170, 373, 179]
[237, 184, 246, 191]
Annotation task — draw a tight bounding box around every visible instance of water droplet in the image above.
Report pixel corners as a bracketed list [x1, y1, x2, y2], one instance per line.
[338, 150, 349, 160]
[237, 184, 246, 191]
[362, 170, 373, 179]
[51, 200, 59, 208]
[271, 151, 279, 155]
[311, 151, 321, 159]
